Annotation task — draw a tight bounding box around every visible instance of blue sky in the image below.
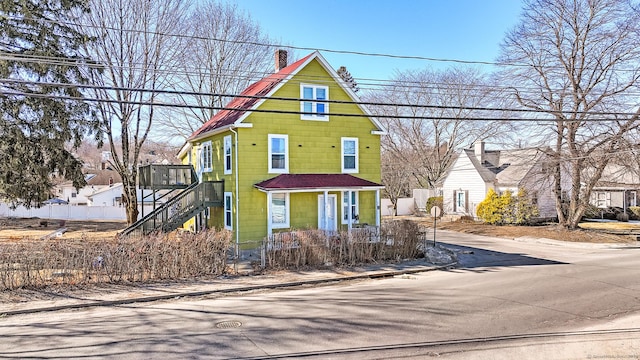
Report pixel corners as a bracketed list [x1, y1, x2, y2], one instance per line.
[235, 1, 524, 81]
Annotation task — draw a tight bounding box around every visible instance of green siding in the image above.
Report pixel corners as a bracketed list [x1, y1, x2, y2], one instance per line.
[180, 56, 382, 245]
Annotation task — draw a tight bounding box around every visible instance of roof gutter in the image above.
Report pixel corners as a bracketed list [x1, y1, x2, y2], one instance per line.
[254, 185, 385, 193]
[187, 123, 253, 145]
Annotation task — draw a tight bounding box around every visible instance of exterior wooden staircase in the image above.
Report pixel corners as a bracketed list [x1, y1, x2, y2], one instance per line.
[120, 165, 223, 237]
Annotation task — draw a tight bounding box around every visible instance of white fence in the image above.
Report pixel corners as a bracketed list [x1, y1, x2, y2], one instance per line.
[381, 198, 415, 216]
[0, 203, 156, 221]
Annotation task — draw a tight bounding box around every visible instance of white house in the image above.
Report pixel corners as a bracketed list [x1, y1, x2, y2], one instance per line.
[86, 183, 124, 207]
[54, 169, 121, 205]
[442, 142, 558, 218]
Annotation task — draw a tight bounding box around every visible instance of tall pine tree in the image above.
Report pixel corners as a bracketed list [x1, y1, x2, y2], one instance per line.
[337, 66, 359, 93]
[0, 0, 99, 207]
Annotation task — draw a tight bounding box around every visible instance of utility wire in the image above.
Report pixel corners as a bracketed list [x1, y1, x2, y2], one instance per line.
[2, 77, 638, 118]
[4, 88, 639, 123]
[0, 13, 520, 68]
[4, 52, 640, 103]
[5, 12, 640, 74]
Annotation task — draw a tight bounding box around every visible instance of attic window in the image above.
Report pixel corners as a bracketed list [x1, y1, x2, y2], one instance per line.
[300, 84, 328, 121]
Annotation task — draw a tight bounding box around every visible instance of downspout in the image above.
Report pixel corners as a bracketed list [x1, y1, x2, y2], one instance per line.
[376, 189, 380, 227]
[229, 127, 240, 263]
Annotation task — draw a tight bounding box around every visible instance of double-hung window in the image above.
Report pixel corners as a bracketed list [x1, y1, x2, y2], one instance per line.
[341, 137, 358, 173]
[270, 192, 290, 228]
[201, 141, 212, 173]
[342, 191, 359, 224]
[224, 192, 232, 230]
[224, 135, 232, 174]
[268, 134, 288, 173]
[301, 84, 328, 120]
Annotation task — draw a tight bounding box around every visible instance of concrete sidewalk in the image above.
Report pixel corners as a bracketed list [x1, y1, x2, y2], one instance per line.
[1, 260, 450, 317]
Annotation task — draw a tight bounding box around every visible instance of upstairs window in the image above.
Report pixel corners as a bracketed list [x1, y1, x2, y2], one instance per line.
[224, 135, 232, 175]
[268, 134, 288, 173]
[201, 141, 212, 173]
[341, 137, 358, 173]
[301, 84, 328, 120]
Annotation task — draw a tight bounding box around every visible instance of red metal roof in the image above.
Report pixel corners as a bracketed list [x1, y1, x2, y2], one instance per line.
[188, 53, 314, 141]
[254, 174, 384, 191]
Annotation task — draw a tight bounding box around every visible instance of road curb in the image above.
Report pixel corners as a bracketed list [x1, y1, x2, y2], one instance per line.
[0, 263, 455, 317]
[513, 236, 639, 249]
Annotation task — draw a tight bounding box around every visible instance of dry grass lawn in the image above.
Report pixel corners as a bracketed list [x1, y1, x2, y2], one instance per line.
[2, 216, 637, 244]
[0, 217, 126, 241]
[396, 216, 637, 244]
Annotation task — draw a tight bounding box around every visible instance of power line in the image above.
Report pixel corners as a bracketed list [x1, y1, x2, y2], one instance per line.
[5, 52, 640, 104]
[0, 13, 519, 69]
[4, 87, 639, 123]
[6, 11, 640, 75]
[3, 77, 640, 118]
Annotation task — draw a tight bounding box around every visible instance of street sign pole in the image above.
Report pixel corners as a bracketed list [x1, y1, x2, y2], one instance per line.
[430, 206, 442, 248]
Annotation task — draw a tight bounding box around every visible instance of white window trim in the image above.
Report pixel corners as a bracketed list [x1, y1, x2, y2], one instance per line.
[341, 137, 359, 173]
[201, 141, 213, 173]
[224, 192, 233, 230]
[270, 192, 290, 229]
[224, 135, 232, 175]
[341, 191, 359, 224]
[300, 83, 329, 121]
[268, 134, 289, 174]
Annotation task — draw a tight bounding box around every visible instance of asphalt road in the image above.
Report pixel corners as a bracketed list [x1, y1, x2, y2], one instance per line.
[1, 230, 639, 359]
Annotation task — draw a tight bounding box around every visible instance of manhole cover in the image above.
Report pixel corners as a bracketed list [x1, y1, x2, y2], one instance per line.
[215, 321, 242, 329]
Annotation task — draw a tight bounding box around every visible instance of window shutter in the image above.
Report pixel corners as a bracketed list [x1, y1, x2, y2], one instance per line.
[453, 191, 457, 212]
[465, 190, 469, 212]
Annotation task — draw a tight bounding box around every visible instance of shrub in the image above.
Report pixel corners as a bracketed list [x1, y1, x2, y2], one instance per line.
[426, 196, 443, 214]
[0, 229, 232, 290]
[514, 189, 540, 224]
[263, 220, 422, 269]
[476, 188, 540, 225]
[476, 189, 503, 224]
[583, 204, 603, 219]
[629, 206, 640, 220]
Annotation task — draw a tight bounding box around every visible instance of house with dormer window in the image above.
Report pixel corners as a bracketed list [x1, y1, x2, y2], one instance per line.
[177, 51, 385, 244]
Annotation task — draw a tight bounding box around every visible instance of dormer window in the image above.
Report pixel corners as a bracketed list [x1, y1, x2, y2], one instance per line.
[301, 84, 328, 121]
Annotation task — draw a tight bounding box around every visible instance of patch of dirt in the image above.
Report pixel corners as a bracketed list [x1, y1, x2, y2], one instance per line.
[0, 217, 126, 241]
[403, 216, 636, 244]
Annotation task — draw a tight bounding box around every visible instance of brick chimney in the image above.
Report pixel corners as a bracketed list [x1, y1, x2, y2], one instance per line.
[275, 49, 288, 72]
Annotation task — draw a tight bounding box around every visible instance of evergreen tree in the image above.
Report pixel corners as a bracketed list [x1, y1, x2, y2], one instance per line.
[337, 66, 359, 93]
[0, 0, 99, 207]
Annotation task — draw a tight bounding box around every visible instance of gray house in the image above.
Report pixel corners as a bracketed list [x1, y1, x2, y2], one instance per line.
[590, 164, 639, 210]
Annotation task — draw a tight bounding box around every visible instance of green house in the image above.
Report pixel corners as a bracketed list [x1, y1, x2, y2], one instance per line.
[177, 51, 385, 247]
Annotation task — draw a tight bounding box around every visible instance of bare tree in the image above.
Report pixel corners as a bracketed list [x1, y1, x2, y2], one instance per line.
[366, 67, 515, 191]
[82, 0, 191, 223]
[154, 1, 274, 141]
[381, 151, 412, 216]
[498, 0, 640, 229]
[72, 138, 106, 170]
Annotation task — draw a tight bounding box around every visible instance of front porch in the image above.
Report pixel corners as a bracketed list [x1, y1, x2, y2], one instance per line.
[254, 173, 385, 238]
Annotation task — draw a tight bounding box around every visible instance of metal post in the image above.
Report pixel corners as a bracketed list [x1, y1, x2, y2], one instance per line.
[433, 215, 437, 247]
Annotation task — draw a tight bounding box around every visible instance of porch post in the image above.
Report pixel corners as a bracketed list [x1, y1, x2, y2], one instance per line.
[347, 190, 352, 233]
[323, 190, 329, 232]
[266, 191, 273, 237]
[375, 189, 380, 227]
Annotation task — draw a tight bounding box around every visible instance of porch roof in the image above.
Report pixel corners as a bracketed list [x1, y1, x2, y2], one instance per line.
[254, 174, 384, 192]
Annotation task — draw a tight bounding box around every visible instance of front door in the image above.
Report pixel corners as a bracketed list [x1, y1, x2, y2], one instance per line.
[318, 194, 337, 231]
